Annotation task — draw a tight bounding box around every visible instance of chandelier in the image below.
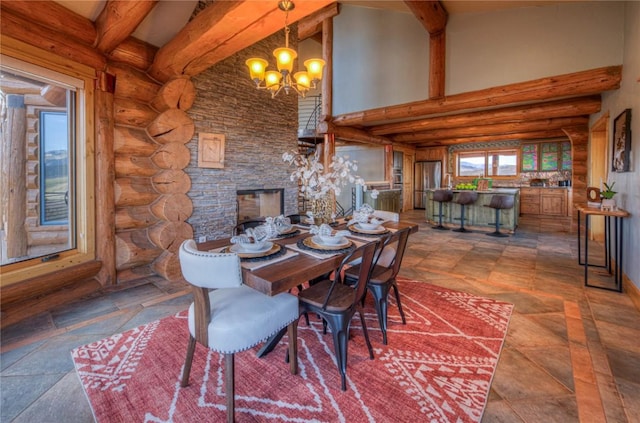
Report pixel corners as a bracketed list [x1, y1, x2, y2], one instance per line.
[246, 0, 326, 98]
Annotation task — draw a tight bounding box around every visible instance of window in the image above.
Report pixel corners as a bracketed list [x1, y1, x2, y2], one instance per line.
[0, 46, 95, 286]
[456, 149, 518, 177]
[521, 141, 572, 172]
[40, 111, 71, 225]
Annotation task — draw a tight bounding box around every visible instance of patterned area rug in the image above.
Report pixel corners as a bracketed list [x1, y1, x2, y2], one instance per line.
[72, 278, 513, 422]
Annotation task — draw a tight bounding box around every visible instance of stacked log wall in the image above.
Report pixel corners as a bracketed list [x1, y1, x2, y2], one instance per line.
[110, 63, 195, 282]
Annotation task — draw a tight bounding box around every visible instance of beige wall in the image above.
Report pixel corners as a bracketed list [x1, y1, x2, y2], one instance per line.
[332, 2, 625, 115]
[591, 1, 640, 292]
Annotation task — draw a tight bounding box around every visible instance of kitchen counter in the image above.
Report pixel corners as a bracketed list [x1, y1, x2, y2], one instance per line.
[425, 189, 520, 232]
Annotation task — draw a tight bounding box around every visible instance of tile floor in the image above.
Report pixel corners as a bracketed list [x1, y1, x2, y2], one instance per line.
[1, 211, 639, 422]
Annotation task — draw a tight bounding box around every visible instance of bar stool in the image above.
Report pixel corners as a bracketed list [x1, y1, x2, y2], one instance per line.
[484, 195, 514, 237]
[452, 191, 478, 233]
[432, 189, 453, 230]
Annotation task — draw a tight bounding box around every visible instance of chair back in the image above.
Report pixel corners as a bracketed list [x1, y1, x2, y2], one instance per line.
[388, 227, 411, 279]
[323, 241, 377, 309]
[179, 240, 243, 289]
[286, 214, 306, 224]
[373, 210, 399, 222]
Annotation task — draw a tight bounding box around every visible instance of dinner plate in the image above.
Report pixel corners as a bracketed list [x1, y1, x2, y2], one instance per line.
[348, 223, 389, 235]
[228, 242, 276, 257]
[305, 236, 352, 250]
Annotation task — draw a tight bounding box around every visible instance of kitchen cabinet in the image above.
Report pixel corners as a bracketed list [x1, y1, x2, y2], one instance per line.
[520, 188, 568, 216]
[364, 189, 401, 213]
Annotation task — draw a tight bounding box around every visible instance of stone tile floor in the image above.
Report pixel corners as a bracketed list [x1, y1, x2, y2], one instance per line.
[1, 211, 639, 422]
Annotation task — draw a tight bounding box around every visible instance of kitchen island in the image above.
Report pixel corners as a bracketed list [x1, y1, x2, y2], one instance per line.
[425, 189, 520, 232]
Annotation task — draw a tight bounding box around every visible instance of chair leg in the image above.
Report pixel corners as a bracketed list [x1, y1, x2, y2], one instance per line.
[433, 201, 449, 230]
[225, 354, 234, 423]
[357, 307, 374, 359]
[453, 204, 472, 233]
[487, 208, 509, 237]
[391, 281, 407, 325]
[368, 283, 391, 345]
[287, 321, 298, 375]
[323, 314, 350, 391]
[181, 336, 197, 387]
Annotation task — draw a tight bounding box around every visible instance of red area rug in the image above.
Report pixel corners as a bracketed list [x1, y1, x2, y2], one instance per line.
[72, 278, 513, 422]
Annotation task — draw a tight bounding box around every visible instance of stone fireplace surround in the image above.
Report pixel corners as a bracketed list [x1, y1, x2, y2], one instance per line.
[183, 31, 300, 242]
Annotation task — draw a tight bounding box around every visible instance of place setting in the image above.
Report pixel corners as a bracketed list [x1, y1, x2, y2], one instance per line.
[346, 204, 392, 239]
[288, 223, 357, 258]
[215, 225, 299, 270]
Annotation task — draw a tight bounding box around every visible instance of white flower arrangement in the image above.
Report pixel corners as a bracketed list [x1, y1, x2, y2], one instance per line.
[282, 150, 377, 200]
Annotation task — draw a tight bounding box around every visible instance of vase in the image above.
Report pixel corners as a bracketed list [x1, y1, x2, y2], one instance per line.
[310, 195, 333, 224]
[601, 198, 616, 211]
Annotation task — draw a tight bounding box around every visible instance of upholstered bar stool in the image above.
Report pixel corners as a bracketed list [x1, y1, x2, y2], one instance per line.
[432, 189, 454, 230]
[485, 195, 515, 237]
[452, 191, 478, 233]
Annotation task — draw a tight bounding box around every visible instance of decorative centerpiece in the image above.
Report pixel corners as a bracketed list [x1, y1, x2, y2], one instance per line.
[283, 150, 377, 224]
[600, 182, 617, 211]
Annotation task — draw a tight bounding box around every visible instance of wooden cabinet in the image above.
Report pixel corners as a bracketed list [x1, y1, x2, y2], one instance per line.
[520, 188, 540, 215]
[541, 190, 567, 215]
[520, 188, 567, 216]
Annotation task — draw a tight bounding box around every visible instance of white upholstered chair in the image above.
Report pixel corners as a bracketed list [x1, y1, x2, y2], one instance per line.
[372, 209, 399, 222]
[178, 239, 299, 423]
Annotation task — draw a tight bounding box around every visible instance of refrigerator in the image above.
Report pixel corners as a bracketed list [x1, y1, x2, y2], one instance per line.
[414, 161, 442, 209]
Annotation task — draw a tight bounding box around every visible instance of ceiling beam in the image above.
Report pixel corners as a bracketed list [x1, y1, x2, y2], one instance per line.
[333, 66, 622, 126]
[403, 1, 447, 34]
[413, 130, 568, 148]
[298, 3, 340, 41]
[392, 116, 589, 143]
[94, 0, 159, 54]
[148, 0, 334, 82]
[317, 121, 392, 145]
[371, 95, 602, 135]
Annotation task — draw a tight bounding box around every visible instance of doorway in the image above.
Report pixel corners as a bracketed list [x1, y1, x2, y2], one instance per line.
[589, 113, 609, 241]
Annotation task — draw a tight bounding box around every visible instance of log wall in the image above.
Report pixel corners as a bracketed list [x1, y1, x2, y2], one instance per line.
[110, 64, 196, 282]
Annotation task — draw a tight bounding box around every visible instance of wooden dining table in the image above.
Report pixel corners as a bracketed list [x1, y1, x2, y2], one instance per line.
[197, 219, 420, 297]
[196, 218, 419, 357]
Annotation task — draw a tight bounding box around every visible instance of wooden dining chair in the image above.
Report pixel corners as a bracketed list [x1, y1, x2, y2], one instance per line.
[344, 227, 410, 345]
[297, 241, 378, 391]
[178, 240, 299, 423]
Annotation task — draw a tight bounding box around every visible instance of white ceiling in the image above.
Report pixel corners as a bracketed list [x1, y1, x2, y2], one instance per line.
[54, 0, 573, 48]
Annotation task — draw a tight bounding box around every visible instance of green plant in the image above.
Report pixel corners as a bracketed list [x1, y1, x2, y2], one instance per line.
[601, 182, 617, 199]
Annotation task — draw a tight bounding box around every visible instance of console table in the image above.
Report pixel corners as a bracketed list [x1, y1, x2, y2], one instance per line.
[575, 204, 630, 292]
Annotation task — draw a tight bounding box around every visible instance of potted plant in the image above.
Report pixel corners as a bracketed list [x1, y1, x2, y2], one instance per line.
[601, 182, 617, 210]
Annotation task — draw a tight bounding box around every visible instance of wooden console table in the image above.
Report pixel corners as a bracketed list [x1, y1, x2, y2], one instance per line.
[575, 204, 630, 292]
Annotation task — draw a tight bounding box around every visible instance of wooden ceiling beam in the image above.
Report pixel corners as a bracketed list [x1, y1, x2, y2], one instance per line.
[392, 116, 589, 143]
[148, 0, 333, 82]
[317, 121, 392, 145]
[333, 66, 622, 126]
[0, 0, 96, 46]
[94, 0, 159, 54]
[403, 1, 447, 34]
[371, 95, 601, 135]
[298, 3, 340, 41]
[413, 130, 568, 148]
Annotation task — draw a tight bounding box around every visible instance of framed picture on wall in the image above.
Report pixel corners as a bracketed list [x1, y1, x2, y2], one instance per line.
[612, 109, 631, 172]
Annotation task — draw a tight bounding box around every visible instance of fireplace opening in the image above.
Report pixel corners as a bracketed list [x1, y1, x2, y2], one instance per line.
[236, 188, 284, 223]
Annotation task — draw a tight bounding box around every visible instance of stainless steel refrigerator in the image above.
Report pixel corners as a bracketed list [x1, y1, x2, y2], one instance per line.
[414, 161, 441, 209]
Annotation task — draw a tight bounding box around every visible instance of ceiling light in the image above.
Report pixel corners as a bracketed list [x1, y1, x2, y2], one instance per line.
[246, 0, 325, 98]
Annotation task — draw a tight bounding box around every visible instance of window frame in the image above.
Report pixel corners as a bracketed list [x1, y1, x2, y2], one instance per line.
[0, 40, 96, 287]
[521, 140, 572, 173]
[455, 148, 520, 179]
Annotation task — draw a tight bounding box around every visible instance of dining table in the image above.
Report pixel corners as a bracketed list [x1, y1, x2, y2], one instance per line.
[196, 218, 420, 357]
[196, 218, 420, 296]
